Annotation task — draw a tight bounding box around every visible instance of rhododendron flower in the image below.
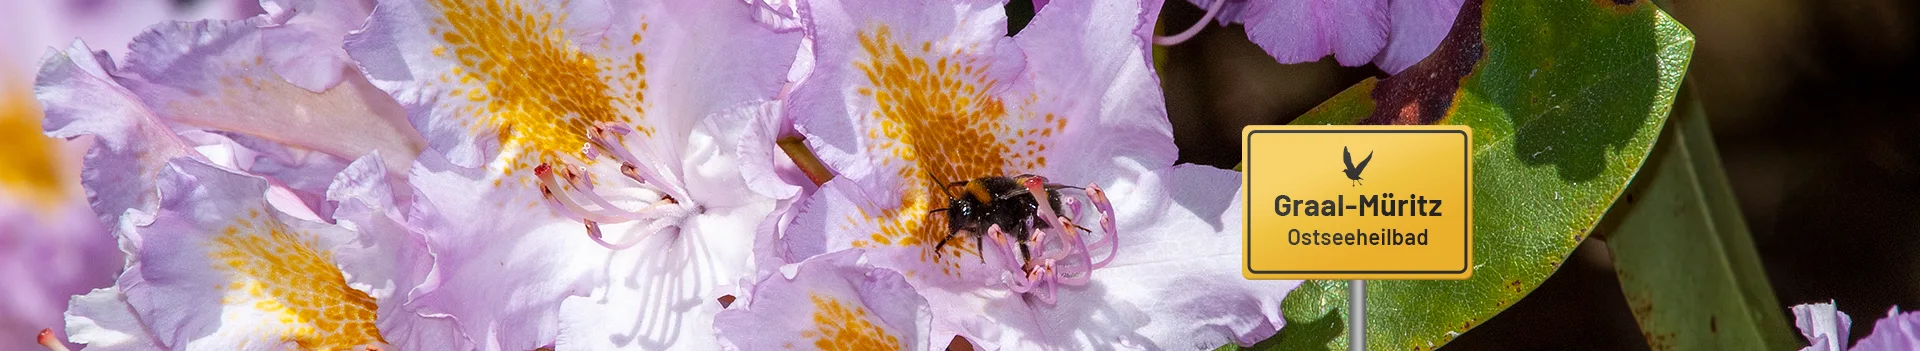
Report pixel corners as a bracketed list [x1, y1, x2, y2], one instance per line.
[1793, 302, 1920, 351]
[757, 0, 1299, 348]
[63, 156, 460, 350]
[345, 0, 800, 347]
[1167, 0, 1465, 73]
[715, 249, 932, 350]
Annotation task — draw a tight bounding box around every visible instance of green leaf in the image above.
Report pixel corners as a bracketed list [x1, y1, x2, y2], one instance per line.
[1258, 0, 1696, 349]
[1594, 85, 1799, 350]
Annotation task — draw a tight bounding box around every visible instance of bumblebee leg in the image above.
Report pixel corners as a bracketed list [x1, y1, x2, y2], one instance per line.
[933, 233, 953, 260]
[976, 234, 986, 263]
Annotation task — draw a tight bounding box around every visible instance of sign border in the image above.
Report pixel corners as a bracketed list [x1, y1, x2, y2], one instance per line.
[1242, 127, 1474, 278]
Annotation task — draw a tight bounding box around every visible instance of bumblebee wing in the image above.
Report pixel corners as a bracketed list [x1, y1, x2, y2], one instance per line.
[995, 188, 1035, 200]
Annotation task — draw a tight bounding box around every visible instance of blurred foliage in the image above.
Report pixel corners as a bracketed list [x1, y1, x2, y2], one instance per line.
[1594, 84, 1798, 350]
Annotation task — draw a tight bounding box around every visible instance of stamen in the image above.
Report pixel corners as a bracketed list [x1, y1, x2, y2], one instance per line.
[1085, 184, 1119, 268]
[1153, 0, 1227, 46]
[985, 180, 1122, 304]
[1020, 176, 1066, 232]
[532, 127, 702, 252]
[988, 225, 1037, 293]
[553, 163, 658, 220]
[37, 329, 69, 351]
[587, 215, 680, 250]
[589, 123, 689, 202]
[535, 164, 632, 223]
[352, 342, 395, 351]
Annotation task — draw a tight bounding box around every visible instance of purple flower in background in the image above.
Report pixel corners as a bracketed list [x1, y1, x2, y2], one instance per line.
[1854, 307, 1920, 350]
[0, 0, 259, 77]
[0, 73, 117, 351]
[1164, 0, 1465, 73]
[1796, 302, 1853, 351]
[1793, 302, 1920, 351]
[344, 0, 800, 347]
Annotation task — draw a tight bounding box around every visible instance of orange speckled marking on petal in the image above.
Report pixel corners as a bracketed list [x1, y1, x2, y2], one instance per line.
[0, 86, 68, 211]
[847, 26, 1063, 270]
[805, 294, 902, 351]
[211, 220, 383, 350]
[428, 0, 649, 177]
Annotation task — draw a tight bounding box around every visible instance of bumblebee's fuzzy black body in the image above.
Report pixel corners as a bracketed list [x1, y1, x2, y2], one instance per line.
[930, 174, 1073, 262]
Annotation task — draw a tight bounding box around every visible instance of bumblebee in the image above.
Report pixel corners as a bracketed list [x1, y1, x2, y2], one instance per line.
[928, 173, 1079, 262]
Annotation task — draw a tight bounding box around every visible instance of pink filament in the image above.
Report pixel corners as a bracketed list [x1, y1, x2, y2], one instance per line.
[991, 179, 1123, 304]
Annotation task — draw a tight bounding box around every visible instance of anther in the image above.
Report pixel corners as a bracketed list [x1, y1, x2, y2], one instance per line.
[37, 329, 69, 351]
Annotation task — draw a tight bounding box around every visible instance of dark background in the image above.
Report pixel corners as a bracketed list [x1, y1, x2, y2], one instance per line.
[1151, 0, 1920, 348]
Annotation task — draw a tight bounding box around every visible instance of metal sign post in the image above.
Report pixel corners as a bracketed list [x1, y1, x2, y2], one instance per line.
[1349, 280, 1365, 351]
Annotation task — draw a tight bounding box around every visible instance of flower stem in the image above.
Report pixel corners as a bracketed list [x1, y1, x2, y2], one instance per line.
[777, 135, 833, 186]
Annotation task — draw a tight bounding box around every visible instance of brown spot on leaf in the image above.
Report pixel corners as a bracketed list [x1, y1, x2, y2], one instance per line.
[1593, 0, 1643, 14]
[1644, 331, 1676, 351]
[1361, 0, 1485, 125]
[1396, 101, 1421, 124]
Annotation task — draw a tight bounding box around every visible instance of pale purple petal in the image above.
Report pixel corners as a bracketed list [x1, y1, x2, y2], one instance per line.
[36, 40, 195, 230]
[746, 0, 804, 31]
[1174, 0, 1461, 72]
[258, 0, 376, 92]
[119, 17, 424, 178]
[715, 249, 931, 351]
[64, 283, 161, 350]
[1795, 301, 1853, 351]
[1014, 0, 1177, 180]
[402, 151, 607, 349]
[1184, 0, 1253, 25]
[1852, 307, 1920, 351]
[346, 0, 796, 171]
[1241, 0, 1389, 66]
[788, 0, 1026, 179]
[552, 190, 774, 350]
[555, 99, 782, 350]
[1374, 0, 1466, 74]
[327, 153, 473, 349]
[121, 157, 414, 349]
[723, 100, 807, 200]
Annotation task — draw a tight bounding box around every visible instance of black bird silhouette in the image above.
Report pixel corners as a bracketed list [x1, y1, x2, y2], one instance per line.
[1342, 146, 1373, 186]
